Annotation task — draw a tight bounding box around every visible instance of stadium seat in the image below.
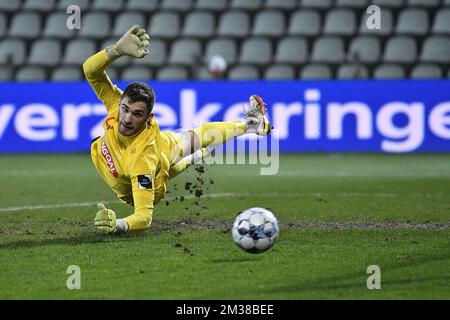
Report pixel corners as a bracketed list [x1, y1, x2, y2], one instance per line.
[58, 0, 90, 10]
[9, 12, 42, 39]
[230, 0, 263, 11]
[0, 39, 26, 65]
[79, 12, 111, 39]
[182, 11, 215, 39]
[410, 64, 443, 79]
[28, 39, 62, 67]
[205, 38, 238, 65]
[288, 10, 321, 37]
[105, 66, 119, 81]
[195, 67, 216, 80]
[360, 8, 393, 37]
[4, 0, 448, 81]
[336, 0, 368, 8]
[265, 0, 298, 10]
[228, 65, 259, 80]
[133, 39, 167, 66]
[0, 66, 13, 81]
[16, 66, 47, 81]
[0, 14, 6, 38]
[161, 0, 194, 12]
[348, 36, 381, 64]
[0, 0, 21, 12]
[407, 0, 440, 7]
[43, 12, 78, 39]
[113, 13, 146, 37]
[157, 66, 189, 80]
[168, 39, 202, 66]
[373, 64, 405, 79]
[337, 64, 369, 79]
[149, 12, 181, 39]
[396, 8, 429, 36]
[264, 65, 296, 80]
[217, 11, 251, 38]
[324, 9, 357, 36]
[91, 0, 124, 12]
[195, 0, 228, 12]
[383, 36, 417, 65]
[121, 67, 153, 81]
[239, 38, 273, 65]
[420, 36, 450, 64]
[310, 36, 346, 65]
[51, 67, 83, 81]
[23, 0, 56, 12]
[274, 37, 308, 64]
[299, 64, 332, 79]
[301, 0, 333, 10]
[371, 0, 403, 8]
[100, 38, 132, 66]
[126, 0, 159, 13]
[63, 39, 97, 65]
[432, 9, 450, 35]
[253, 11, 285, 38]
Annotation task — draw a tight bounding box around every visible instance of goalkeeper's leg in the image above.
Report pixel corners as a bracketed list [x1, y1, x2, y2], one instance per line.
[169, 147, 213, 179]
[174, 95, 271, 159]
[170, 120, 245, 165]
[168, 120, 244, 178]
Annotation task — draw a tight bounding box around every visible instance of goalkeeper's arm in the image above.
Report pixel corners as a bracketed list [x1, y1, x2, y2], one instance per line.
[82, 25, 150, 112]
[94, 202, 153, 235]
[94, 174, 155, 235]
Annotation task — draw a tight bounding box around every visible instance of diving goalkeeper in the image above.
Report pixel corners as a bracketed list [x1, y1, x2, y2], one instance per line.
[84, 26, 272, 234]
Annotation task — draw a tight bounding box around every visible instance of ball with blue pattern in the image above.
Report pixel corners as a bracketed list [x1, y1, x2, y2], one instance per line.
[232, 207, 279, 254]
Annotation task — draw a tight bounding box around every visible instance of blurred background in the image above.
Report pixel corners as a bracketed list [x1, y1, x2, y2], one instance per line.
[0, 0, 449, 154]
[0, 0, 449, 81]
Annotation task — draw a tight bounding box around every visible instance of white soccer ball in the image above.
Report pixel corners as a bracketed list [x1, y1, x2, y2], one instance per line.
[232, 207, 279, 254]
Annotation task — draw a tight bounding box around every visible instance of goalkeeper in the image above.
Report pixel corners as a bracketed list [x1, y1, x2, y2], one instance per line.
[84, 26, 272, 234]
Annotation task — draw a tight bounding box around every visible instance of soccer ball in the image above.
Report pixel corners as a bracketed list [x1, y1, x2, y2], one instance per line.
[232, 207, 279, 254]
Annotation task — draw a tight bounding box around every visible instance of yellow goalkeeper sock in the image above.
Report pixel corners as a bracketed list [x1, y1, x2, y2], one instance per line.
[192, 121, 246, 148]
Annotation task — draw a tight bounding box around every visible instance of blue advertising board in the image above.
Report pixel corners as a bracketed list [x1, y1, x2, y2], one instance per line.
[0, 80, 449, 153]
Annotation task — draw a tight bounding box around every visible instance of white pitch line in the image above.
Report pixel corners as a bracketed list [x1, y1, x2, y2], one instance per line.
[0, 200, 118, 213]
[0, 191, 445, 213]
[0, 193, 240, 213]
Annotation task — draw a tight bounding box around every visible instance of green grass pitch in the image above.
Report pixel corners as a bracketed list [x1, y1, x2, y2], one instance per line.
[0, 154, 449, 299]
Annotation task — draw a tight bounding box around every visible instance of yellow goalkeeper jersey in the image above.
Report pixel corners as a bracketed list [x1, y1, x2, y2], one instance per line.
[84, 49, 173, 232]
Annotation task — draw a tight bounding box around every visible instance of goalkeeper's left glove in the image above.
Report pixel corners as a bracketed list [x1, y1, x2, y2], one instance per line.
[106, 25, 150, 60]
[94, 203, 117, 234]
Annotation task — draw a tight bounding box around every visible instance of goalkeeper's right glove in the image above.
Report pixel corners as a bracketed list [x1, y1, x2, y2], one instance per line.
[106, 25, 150, 60]
[94, 203, 117, 234]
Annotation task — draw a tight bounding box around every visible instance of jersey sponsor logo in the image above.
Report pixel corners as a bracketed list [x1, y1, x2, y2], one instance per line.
[138, 174, 153, 190]
[101, 138, 118, 177]
[105, 116, 115, 130]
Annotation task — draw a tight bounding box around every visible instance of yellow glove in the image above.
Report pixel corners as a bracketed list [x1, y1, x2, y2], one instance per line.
[106, 25, 150, 59]
[94, 203, 117, 234]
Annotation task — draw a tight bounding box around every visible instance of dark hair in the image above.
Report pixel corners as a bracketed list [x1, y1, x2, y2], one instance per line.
[122, 82, 156, 114]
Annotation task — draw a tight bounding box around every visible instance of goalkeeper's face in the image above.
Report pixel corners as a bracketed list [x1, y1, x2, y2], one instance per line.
[118, 96, 151, 136]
